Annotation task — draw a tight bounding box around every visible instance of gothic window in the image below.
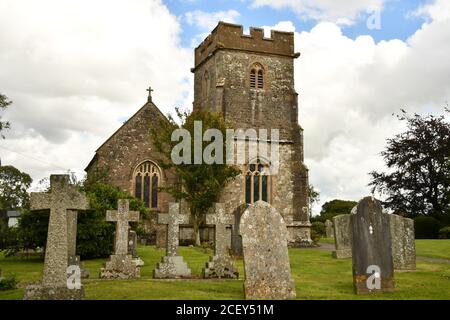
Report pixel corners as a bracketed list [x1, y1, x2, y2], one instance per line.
[245, 160, 270, 205]
[134, 161, 160, 208]
[203, 71, 210, 98]
[249, 63, 264, 89]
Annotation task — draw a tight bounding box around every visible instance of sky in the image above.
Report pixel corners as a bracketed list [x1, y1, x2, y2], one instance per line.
[0, 0, 449, 215]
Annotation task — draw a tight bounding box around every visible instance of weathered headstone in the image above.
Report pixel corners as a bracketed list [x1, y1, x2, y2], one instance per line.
[128, 230, 138, 258]
[230, 205, 246, 256]
[325, 219, 334, 238]
[333, 210, 416, 272]
[24, 175, 89, 300]
[128, 229, 144, 267]
[203, 203, 239, 279]
[100, 199, 140, 279]
[332, 214, 352, 258]
[389, 214, 416, 270]
[240, 201, 296, 300]
[351, 197, 395, 294]
[153, 203, 191, 278]
[67, 210, 89, 278]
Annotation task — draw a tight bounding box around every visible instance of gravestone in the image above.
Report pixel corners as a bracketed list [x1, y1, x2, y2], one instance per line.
[240, 201, 296, 300]
[128, 230, 144, 267]
[24, 175, 89, 300]
[325, 219, 334, 238]
[100, 199, 140, 279]
[128, 230, 138, 258]
[389, 214, 416, 270]
[332, 214, 352, 258]
[230, 205, 246, 256]
[203, 203, 239, 279]
[351, 197, 395, 294]
[153, 203, 192, 278]
[67, 210, 89, 278]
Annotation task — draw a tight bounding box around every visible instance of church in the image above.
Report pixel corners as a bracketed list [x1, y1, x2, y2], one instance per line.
[85, 22, 312, 250]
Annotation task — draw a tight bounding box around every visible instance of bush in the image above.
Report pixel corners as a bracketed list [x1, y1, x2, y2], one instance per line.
[438, 226, 450, 239]
[414, 216, 442, 239]
[311, 221, 326, 236]
[310, 229, 322, 245]
[0, 274, 18, 291]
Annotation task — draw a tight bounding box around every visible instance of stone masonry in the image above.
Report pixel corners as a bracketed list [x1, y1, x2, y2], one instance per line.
[153, 203, 192, 278]
[351, 197, 395, 294]
[100, 199, 140, 279]
[24, 175, 89, 300]
[240, 201, 296, 300]
[85, 22, 312, 246]
[389, 214, 416, 270]
[203, 203, 239, 279]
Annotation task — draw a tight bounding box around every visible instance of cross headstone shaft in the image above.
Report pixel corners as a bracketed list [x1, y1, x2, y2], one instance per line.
[158, 203, 189, 257]
[205, 203, 233, 257]
[30, 175, 89, 288]
[107, 199, 139, 255]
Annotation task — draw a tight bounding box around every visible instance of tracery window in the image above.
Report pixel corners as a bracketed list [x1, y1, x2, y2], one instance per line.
[245, 160, 270, 205]
[134, 161, 159, 208]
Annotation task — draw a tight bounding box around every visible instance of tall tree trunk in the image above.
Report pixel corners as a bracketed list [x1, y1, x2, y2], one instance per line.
[192, 213, 201, 247]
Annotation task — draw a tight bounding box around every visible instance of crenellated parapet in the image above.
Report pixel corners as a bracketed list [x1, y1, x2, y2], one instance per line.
[193, 21, 300, 71]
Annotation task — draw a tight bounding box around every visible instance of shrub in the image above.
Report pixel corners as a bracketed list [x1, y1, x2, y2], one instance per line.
[310, 229, 322, 245]
[438, 226, 450, 239]
[0, 274, 18, 291]
[311, 221, 326, 236]
[414, 216, 442, 239]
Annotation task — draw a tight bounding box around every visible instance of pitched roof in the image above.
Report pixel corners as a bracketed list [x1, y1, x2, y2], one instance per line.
[84, 100, 169, 172]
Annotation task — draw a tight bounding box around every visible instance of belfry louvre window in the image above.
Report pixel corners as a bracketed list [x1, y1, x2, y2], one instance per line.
[250, 63, 264, 89]
[245, 161, 270, 205]
[134, 161, 159, 208]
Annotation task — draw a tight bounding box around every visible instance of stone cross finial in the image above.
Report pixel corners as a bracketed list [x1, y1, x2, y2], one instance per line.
[205, 203, 233, 257]
[158, 203, 189, 257]
[146, 86, 154, 102]
[30, 175, 89, 288]
[106, 199, 139, 255]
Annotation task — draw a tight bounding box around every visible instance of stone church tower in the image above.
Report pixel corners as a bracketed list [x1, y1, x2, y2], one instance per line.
[192, 22, 311, 247]
[86, 22, 311, 247]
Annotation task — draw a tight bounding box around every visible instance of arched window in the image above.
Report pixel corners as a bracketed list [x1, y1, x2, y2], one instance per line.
[249, 63, 264, 89]
[134, 161, 160, 208]
[203, 71, 210, 98]
[245, 160, 270, 205]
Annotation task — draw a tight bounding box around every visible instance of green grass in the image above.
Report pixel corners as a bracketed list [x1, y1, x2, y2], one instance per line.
[415, 240, 450, 260]
[1, 242, 449, 300]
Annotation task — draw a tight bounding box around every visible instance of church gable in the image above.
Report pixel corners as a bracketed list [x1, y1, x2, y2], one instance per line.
[86, 100, 171, 196]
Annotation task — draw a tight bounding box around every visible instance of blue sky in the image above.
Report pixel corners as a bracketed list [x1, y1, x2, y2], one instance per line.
[166, 0, 428, 47]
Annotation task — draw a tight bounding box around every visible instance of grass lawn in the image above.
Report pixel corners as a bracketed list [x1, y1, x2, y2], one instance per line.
[1, 242, 449, 300]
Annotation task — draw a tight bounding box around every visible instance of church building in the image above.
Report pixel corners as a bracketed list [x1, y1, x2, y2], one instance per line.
[85, 22, 312, 249]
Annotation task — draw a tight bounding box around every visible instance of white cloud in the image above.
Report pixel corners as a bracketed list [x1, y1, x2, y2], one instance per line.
[412, 0, 450, 22]
[258, 0, 450, 214]
[0, 0, 192, 188]
[251, 0, 384, 25]
[184, 9, 240, 30]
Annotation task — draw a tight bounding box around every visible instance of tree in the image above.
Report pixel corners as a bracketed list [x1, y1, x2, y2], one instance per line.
[308, 184, 320, 215]
[311, 199, 357, 223]
[369, 109, 450, 221]
[151, 109, 240, 246]
[0, 93, 11, 138]
[0, 165, 32, 210]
